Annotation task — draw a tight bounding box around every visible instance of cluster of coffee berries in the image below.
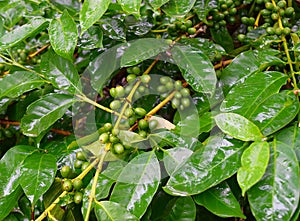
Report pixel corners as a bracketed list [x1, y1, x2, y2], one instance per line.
[167, 19, 196, 37]
[208, 0, 239, 29]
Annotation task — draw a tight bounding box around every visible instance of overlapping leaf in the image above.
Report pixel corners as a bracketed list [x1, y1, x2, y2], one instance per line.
[162, 196, 196, 220]
[79, 0, 111, 34]
[162, 0, 196, 17]
[49, 10, 78, 60]
[41, 49, 82, 94]
[248, 140, 300, 221]
[21, 93, 76, 137]
[194, 182, 246, 218]
[171, 45, 216, 95]
[0, 187, 23, 220]
[0, 71, 45, 99]
[163, 134, 247, 196]
[118, 0, 142, 16]
[237, 141, 269, 196]
[110, 151, 160, 218]
[147, 0, 169, 9]
[210, 27, 234, 52]
[214, 113, 264, 141]
[220, 71, 288, 117]
[121, 38, 170, 67]
[0, 17, 48, 51]
[19, 152, 57, 204]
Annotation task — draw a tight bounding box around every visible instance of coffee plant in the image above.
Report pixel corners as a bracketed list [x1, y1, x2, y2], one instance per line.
[1, 0, 300, 220]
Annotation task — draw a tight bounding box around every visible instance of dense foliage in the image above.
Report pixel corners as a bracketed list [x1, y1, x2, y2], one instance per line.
[1, 0, 300, 220]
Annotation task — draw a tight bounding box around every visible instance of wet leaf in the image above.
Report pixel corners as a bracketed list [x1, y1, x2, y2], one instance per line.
[193, 0, 217, 22]
[0, 17, 48, 51]
[118, 0, 142, 16]
[163, 147, 193, 175]
[171, 45, 216, 95]
[215, 113, 264, 141]
[0, 186, 23, 221]
[19, 152, 57, 204]
[80, 0, 111, 34]
[237, 141, 269, 196]
[41, 49, 82, 94]
[79, 26, 103, 49]
[210, 26, 234, 52]
[20, 93, 75, 137]
[220, 49, 284, 94]
[248, 140, 300, 221]
[49, 10, 78, 60]
[147, 0, 169, 9]
[194, 182, 246, 218]
[121, 38, 170, 67]
[100, 17, 126, 41]
[163, 134, 247, 196]
[199, 111, 215, 134]
[0, 71, 45, 99]
[110, 151, 160, 218]
[220, 71, 288, 118]
[0, 145, 35, 197]
[162, 196, 196, 220]
[162, 0, 196, 17]
[95, 201, 139, 221]
[250, 91, 299, 136]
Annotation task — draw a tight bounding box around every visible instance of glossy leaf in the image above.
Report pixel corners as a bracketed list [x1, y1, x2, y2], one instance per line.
[171, 45, 216, 95]
[194, 182, 246, 218]
[210, 26, 234, 52]
[20, 93, 75, 137]
[80, 0, 111, 34]
[214, 113, 264, 141]
[49, 10, 78, 60]
[162, 0, 196, 17]
[250, 91, 299, 136]
[0, 71, 45, 99]
[0, 145, 35, 197]
[276, 124, 300, 163]
[163, 147, 193, 175]
[0, 186, 23, 221]
[0, 17, 48, 51]
[162, 196, 196, 220]
[100, 17, 126, 41]
[19, 152, 57, 204]
[79, 26, 103, 49]
[199, 111, 215, 134]
[221, 71, 288, 117]
[193, 0, 217, 21]
[110, 151, 160, 218]
[95, 201, 139, 221]
[237, 141, 269, 196]
[163, 134, 247, 196]
[121, 38, 170, 67]
[41, 49, 82, 94]
[248, 140, 300, 221]
[147, 0, 169, 9]
[220, 49, 284, 93]
[118, 0, 142, 16]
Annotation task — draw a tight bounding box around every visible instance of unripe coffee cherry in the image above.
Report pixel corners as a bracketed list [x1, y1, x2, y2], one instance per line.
[61, 165, 71, 178]
[74, 191, 83, 204]
[114, 143, 124, 154]
[138, 119, 149, 130]
[99, 132, 109, 143]
[76, 151, 86, 161]
[62, 179, 73, 192]
[73, 179, 83, 190]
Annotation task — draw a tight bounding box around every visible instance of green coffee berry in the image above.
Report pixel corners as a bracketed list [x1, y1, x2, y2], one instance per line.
[181, 97, 191, 108]
[103, 123, 113, 132]
[111, 128, 120, 136]
[61, 165, 71, 178]
[132, 66, 141, 75]
[114, 143, 124, 154]
[74, 160, 84, 169]
[138, 130, 147, 138]
[81, 162, 90, 171]
[140, 75, 151, 84]
[126, 74, 137, 83]
[110, 88, 117, 98]
[109, 135, 120, 144]
[99, 132, 109, 143]
[188, 27, 196, 35]
[62, 179, 73, 192]
[110, 100, 121, 110]
[174, 80, 182, 90]
[115, 85, 125, 98]
[180, 88, 190, 97]
[74, 191, 83, 204]
[138, 119, 149, 130]
[134, 107, 147, 117]
[149, 119, 158, 130]
[73, 179, 83, 190]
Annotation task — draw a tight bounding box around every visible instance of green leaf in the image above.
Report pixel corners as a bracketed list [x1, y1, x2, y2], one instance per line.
[237, 141, 269, 196]
[162, 196, 196, 220]
[147, 0, 169, 9]
[199, 111, 215, 134]
[19, 152, 57, 204]
[85, 43, 127, 93]
[0, 145, 35, 197]
[163, 134, 247, 196]
[162, 0, 196, 17]
[0, 17, 48, 51]
[110, 151, 160, 218]
[118, 0, 142, 16]
[215, 113, 264, 141]
[248, 140, 300, 221]
[49, 10, 78, 60]
[276, 124, 300, 163]
[41, 49, 82, 94]
[100, 17, 126, 41]
[210, 26, 234, 52]
[163, 147, 193, 175]
[220, 49, 284, 94]
[0, 186, 23, 221]
[193, 0, 217, 22]
[194, 182, 246, 218]
[21, 93, 76, 137]
[95, 201, 139, 221]
[80, 0, 111, 34]
[250, 91, 299, 136]
[0, 71, 45, 99]
[121, 38, 170, 67]
[79, 26, 103, 49]
[220, 71, 288, 118]
[171, 45, 216, 95]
